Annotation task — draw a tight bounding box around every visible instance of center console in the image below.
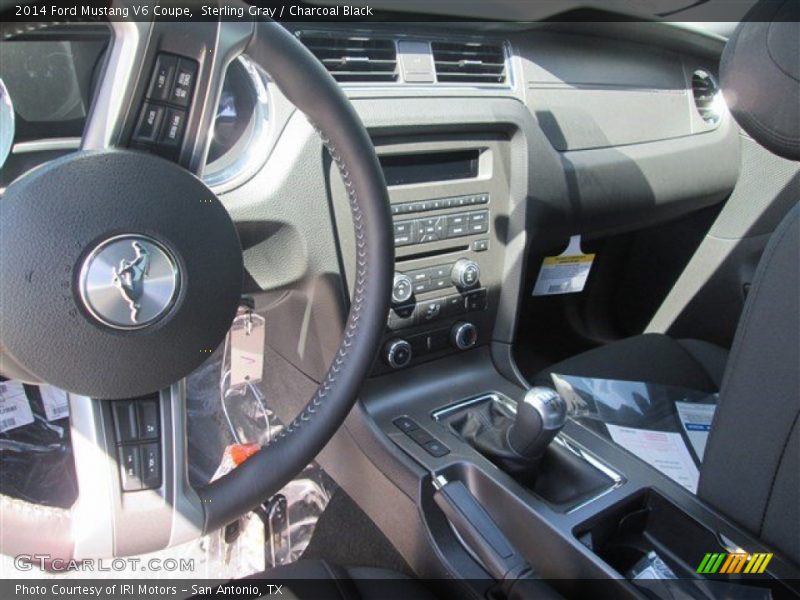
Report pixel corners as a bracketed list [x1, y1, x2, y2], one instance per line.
[329, 135, 511, 376]
[353, 349, 799, 598]
[316, 94, 798, 598]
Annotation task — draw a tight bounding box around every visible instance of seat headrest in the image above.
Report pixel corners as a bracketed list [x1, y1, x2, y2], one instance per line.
[720, 0, 800, 161]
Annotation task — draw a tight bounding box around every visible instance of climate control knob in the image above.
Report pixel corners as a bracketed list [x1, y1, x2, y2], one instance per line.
[451, 322, 478, 350]
[451, 259, 480, 290]
[385, 338, 412, 369]
[392, 273, 413, 304]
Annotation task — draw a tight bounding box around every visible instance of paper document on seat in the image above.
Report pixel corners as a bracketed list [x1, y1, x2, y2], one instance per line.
[675, 402, 716, 461]
[606, 424, 699, 493]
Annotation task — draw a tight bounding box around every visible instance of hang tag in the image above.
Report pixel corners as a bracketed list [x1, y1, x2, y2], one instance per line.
[230, 311, 266, 387]
[0, 380, 34, 433]
[676, 401, 717, 461]
[40, 385, 70, 421]
[532, 235, 595, 296]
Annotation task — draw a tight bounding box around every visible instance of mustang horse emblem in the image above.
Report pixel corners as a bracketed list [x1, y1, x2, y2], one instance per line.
[111, 241, 150, 323]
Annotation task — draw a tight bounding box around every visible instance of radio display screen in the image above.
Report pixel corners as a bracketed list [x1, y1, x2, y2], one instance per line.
[380, 149, 480, 187]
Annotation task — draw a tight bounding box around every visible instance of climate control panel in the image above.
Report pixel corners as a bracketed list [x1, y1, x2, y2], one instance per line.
[379, 236, 494, 372]
[384, 320, 479, 369]
[393, 259, 482, 302]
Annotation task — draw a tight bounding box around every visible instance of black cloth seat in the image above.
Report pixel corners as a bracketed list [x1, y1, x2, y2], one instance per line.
[531, 204, 799, 564]
[533, 333, 728, 392]
[248, 560, 437, 600]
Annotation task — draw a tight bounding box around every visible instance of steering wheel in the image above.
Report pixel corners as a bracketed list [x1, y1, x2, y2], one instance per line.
[0, 14, 393, 559]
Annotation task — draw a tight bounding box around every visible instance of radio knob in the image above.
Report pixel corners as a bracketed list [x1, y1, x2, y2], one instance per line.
[385, 338, 412, 369]
[451, 259, 480, 290]
[451, 322, 478, 350]
[391, 273, 413, 304]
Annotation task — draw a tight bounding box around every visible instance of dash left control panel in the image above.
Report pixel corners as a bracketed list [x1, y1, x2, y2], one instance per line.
[131, 53, 198, 159]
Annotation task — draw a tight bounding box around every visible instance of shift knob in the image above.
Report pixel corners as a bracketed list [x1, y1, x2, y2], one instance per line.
[507, 387, 567, 459]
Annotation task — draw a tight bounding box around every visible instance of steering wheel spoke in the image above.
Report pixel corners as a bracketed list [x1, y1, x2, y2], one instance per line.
[1, 12, 393, 560]
[82, 13, 253, 175]
[68, 383, 202, 558]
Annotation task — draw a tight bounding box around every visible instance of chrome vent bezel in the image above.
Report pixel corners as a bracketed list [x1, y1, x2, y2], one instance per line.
[298, 32, 399, 83]
[692, 69, 723, 125]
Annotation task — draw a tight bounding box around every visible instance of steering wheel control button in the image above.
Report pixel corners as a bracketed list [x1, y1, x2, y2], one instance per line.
[451, 321, 478, 350]
[133, 104, 165, 144]
[140, 443, 161, 490]
[385, 338, 412, 369]
[147, 54, 178, 102]
[113, 401, 139, 443]
[170, 58, 198, 107]
[392, 273, 413, 304]
[451, 259, 481, 290]
[137, 400, 160, 440]
[79, 234, 180, 330]
[160, 108, 188, 148]
[118, 446, 143, 492]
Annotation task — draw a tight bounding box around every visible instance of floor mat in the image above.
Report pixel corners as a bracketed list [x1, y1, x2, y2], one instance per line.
[300, 488, 411, 576]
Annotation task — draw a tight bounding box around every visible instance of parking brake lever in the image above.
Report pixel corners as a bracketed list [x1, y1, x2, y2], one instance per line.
[433, 476, 563, 600]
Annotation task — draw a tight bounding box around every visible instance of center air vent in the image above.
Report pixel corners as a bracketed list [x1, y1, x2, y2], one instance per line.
[432, 41, 507, 84]
[299, 33, 398, 83]
[692, 69, 722, 124]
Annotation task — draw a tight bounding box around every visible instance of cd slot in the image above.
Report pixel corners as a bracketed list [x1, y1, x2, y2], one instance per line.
[397, 245, 469, 262]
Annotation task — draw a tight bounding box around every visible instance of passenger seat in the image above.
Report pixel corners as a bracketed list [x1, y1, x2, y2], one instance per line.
[533, 333, 728, 392]
[533, 0, 799, 564]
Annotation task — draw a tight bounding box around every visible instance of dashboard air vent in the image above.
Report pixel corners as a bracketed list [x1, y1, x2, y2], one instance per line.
[432, 41, 507, 84]
[299, 34, 398, 83]
[692, 69, 722, 124]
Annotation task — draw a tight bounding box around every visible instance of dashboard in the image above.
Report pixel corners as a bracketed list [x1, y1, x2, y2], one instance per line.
[0, 20, 740, 380]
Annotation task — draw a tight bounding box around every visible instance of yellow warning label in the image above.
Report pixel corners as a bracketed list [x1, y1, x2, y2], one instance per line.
[542, 254, 595, 266]
[533, 235, 595, 296]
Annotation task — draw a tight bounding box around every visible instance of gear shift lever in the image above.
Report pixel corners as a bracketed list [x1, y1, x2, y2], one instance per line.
[507, 387, 567, 460]
[448, 387, 568, 480]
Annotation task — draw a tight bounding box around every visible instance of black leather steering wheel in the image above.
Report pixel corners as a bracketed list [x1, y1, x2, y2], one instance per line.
[0, 14, 392, 558]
